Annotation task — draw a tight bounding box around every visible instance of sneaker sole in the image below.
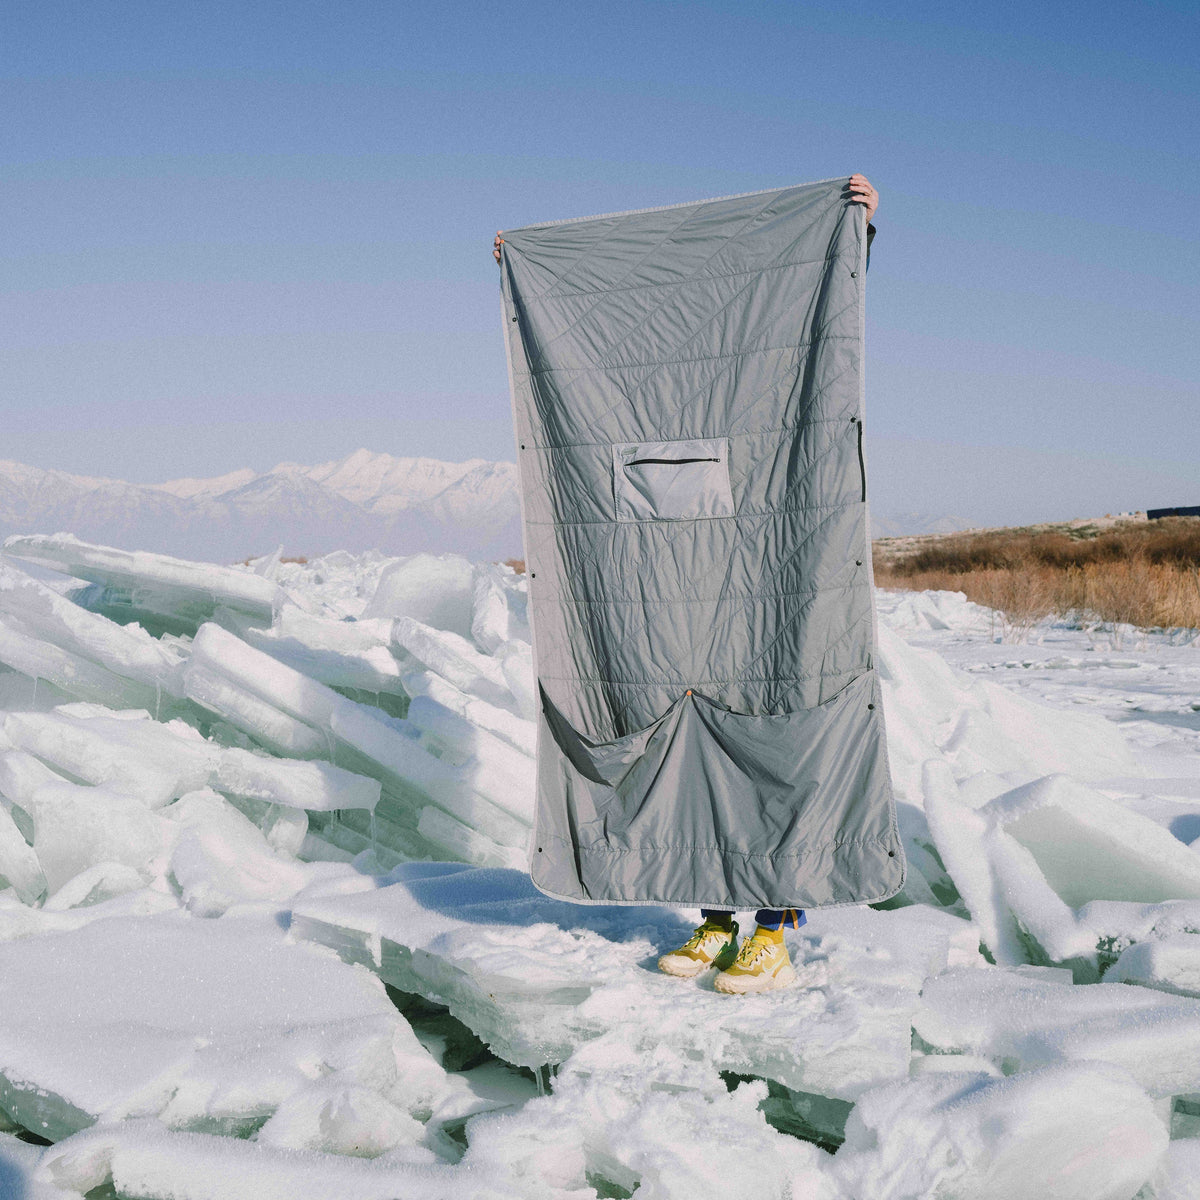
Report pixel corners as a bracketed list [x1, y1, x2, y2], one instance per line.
[657, 955, 712, 978]
[713, 961, 798, 994]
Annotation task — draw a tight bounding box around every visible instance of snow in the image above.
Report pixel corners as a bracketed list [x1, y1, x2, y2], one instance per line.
[833, 1063, 1167, 1200]
[291, 863, 975, 1102]
[0, 914, 433, 1137]
[2, 538, 1200, 1196]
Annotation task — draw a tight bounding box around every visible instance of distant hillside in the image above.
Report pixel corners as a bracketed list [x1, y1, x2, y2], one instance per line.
[0, 450, 971, 564]
[870, 511, 974, 539]
[0, 450, 522, 562]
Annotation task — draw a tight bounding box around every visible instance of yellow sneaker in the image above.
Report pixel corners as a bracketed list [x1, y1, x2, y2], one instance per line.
[713, 927, 798, 994]
[658, 919, 740, 978]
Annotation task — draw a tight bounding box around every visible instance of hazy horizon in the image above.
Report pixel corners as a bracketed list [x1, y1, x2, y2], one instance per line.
[1, 441, 1192, 536]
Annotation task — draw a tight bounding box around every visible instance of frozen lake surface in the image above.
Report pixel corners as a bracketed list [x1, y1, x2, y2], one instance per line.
[0, 536, 1198, 1198]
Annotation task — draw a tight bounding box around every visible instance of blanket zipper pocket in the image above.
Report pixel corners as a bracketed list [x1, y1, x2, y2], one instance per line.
[613, 437, 733, 521]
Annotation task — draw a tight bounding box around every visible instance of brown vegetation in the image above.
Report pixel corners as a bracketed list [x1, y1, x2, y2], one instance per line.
[874, 518, 1200, 634]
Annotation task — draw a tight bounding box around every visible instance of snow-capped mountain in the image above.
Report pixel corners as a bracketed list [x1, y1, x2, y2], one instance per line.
[0, 452, 523, 563]
[0, 450, 967, 564]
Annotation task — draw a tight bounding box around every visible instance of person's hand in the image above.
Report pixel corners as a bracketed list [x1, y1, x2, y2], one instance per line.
[493, 231, 504, 265]
[845, 174, 879, 223]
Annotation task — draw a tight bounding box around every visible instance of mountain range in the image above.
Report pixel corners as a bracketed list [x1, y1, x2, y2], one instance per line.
[0, 450, 968, 564]
[0, 450, 523, 562]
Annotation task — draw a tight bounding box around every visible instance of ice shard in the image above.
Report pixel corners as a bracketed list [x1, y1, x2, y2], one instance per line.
[3, 534, 283, 635]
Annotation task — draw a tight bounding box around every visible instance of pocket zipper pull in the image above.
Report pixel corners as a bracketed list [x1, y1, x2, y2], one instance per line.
[625, 456, 720, 467]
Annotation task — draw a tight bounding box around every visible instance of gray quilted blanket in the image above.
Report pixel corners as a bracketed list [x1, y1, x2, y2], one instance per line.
[499, 178, 905, 908]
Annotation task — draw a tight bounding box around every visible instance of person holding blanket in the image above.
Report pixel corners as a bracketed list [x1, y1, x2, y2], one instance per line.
[495, 174, 882, 996]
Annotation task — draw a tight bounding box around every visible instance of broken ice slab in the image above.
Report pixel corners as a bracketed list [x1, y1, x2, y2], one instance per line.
[0, 616, 162, 711]
[2, 703, 379, 821]
[390, 616, 515, 711]
[0, 747, 63, 808]
[876, 622, 1139, 805]
[493, 641, 535, 721]
[994, 774, 1200, 907]
[329, 704, 530, 850]
[3, 709, 214, 808]
[190, 621, 341, 730]
[400, 669, 535, 758]
[43, 861, 147, 912]
[0, 561, 182, 693]
[38, 1121, 486, 1200]
[0, 913, 445, 1144]
[1106, 933, 1200, 997]
[457, 1028, 829, 1199]
[415, 806, 525, 870]
[923, 763, 1200, 974]
[833, 1062, 1166, 1200]
[189, 624, 532, 856]
[14, 778, 171, 894]
[215, 747, 380, 813]
[238, 614, 410, 700]
[0, 883, 179, 943]
[406, 696, 534, 826]
[362, 553, 477, 639]
[292, 865, 978, 1102]
[0, 802, 45, 905]
[915, 965, 1200, 1098]
[3, 534, 283, 636]
[1079, 898, 1200, 967]
[469, 562, 529, 654]
[164, 790, 316, 916]
[182, 661, 330, 757]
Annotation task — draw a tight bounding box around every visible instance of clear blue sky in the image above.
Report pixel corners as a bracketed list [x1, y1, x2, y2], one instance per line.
[3, 0, 1197, 525]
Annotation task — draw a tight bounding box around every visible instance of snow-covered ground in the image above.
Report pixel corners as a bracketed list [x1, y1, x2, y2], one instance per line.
[1, 536, 1200, 1198]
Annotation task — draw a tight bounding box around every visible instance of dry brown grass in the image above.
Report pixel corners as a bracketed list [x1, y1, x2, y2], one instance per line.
[875, 518, 1200, 634]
